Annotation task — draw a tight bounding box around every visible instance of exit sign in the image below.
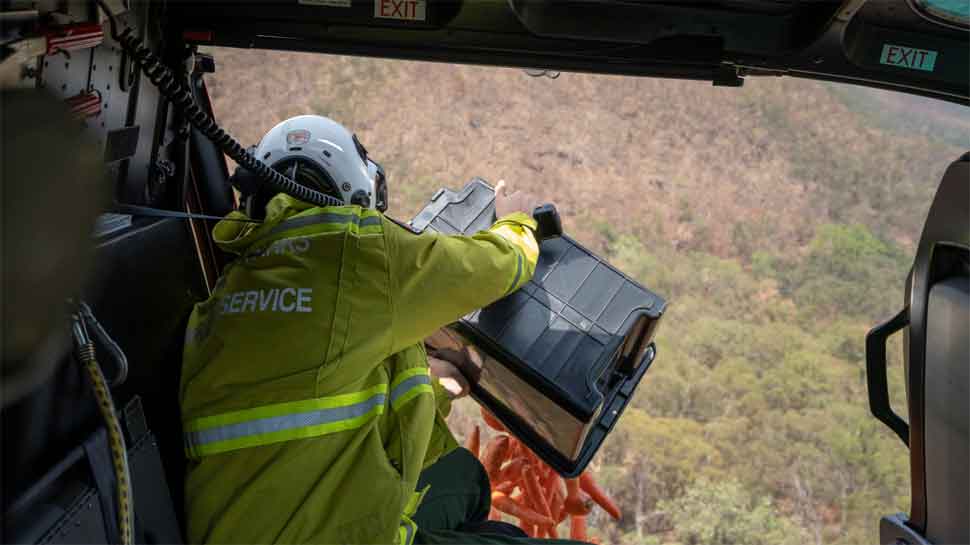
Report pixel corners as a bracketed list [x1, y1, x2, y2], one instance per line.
[880, 44, 938, 72]
[374, 0, 426, 21]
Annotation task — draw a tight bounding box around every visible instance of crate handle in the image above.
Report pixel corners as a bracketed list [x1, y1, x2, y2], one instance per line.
[533, 203, 562, 241]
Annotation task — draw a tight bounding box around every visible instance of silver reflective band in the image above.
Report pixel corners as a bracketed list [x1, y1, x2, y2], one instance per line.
[390, 374, 432, 406]
[399, 519, 416, 545]
[360, 216, 381, 227]
[269, 212, 360, 236]
[184, 392, 386, 450]
[505, 250, 523, 296]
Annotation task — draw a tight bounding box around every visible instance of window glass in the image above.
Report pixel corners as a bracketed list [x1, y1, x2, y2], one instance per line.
[915, 0, 969, 26]
[206, 48, 970, 545]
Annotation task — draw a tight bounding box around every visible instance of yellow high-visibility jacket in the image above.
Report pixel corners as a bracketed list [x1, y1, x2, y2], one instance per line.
[180, 194, 538, 544]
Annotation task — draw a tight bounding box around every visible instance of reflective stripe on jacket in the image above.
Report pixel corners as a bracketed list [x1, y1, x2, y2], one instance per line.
[180, 193, 538, 544]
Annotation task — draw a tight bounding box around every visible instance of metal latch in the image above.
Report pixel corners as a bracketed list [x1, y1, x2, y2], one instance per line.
[153, 158, 176, 179]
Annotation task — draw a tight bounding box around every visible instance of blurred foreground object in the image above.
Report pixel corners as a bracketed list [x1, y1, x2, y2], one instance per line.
[1, 89, 107, 406]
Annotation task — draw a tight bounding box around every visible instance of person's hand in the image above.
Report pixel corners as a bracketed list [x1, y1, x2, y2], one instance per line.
[428, 355, 471, 399]
[494, 180, 540, 219]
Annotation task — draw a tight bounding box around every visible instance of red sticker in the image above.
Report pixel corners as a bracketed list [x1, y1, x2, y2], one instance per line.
[286, 129, 311, 146]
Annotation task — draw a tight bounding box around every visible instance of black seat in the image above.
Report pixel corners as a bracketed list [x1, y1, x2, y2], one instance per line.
[90, 218, 210, 520]
[867, 153, 969, 545]
[2, 217, 206, 544]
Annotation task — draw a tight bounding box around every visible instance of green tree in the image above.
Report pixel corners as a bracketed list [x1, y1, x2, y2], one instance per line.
[599, 411, 724, 540]
[783, 224, 910, 322]
[661, 479, 802, 545]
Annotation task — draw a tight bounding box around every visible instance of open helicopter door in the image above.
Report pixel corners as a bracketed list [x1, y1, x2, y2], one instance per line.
[866, 153, 969, 545]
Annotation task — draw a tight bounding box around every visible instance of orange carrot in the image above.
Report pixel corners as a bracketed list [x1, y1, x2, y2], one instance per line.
[549, 482, 565, 523]
[492, 492, 554, 527]
[570, 515, 587, 541]
[543, 471, 562, 496]
[508, 438, 523, 461]
[579, 473, 621, 520]
[494, 480, 516, 494]
[523, 445, 539, 466]
[564, 490, 594, 516]
[565, 478, 580, 502]
[523, 467, 552, 518]
[480, 407, 506, 432]
[465, 425, 481, 458]
[482, 435, 510, 479]
[513, 487, 544, 520]
[509, 438, 528, 463]
[499, 457, 528, 483]
[540, 464, 554, 485]
[557, 506, 568, 523]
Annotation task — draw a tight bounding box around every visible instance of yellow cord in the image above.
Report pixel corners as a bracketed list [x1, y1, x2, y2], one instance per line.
[75, 322, 134, 545]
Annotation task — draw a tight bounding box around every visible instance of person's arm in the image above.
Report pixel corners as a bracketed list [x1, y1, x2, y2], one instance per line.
[385, 211, 539, 354]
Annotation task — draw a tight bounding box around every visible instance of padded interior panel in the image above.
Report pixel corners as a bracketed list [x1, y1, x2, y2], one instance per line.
[924, 275, 969, 545]
[905, 153, 969, 530]
[4, 408, 185, 545]
[2, 217, 206, 527]
[37, 486, 107, 545]
[129, 431, 184, 544]
[2, 362, 100, 510]
[87, 218, 207, 519]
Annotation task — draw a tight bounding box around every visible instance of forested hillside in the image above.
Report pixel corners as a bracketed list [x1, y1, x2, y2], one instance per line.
[205, 47, 969, 544]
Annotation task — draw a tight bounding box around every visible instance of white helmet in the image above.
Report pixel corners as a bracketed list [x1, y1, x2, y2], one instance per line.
[245, 115, 387, 214]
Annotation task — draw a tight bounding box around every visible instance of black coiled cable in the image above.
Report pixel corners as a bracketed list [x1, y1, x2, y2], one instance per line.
[96, 0, 345, 209]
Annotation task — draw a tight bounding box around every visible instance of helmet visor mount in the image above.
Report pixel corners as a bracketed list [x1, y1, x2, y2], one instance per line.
[356, 133, 388, 213]
[370, 158, 388, 213]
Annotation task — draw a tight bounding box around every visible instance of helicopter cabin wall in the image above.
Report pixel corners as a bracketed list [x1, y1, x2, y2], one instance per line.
[35, 0, 181, 208]
[2, 1, 205, 542]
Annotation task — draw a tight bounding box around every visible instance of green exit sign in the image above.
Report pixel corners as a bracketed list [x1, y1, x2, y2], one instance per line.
[880, 44, 938, 72]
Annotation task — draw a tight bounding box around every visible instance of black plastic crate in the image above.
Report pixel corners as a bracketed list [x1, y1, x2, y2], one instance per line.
[414, 178, 666, 476]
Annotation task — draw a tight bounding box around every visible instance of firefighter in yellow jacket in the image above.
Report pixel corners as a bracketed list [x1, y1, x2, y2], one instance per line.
[181, 115, 585, 544]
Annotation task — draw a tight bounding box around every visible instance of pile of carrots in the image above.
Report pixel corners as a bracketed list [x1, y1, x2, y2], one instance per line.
[466, 408, 621, 542]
